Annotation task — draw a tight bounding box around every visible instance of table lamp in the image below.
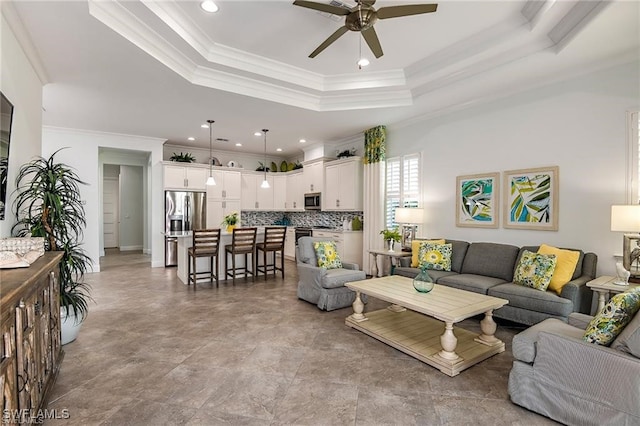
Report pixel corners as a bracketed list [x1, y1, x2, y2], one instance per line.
[395, 207, 424, 251]
[611, 205, 640, 277]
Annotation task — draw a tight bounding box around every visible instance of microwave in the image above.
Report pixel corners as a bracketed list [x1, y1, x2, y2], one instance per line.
[304, 192, 321, 210]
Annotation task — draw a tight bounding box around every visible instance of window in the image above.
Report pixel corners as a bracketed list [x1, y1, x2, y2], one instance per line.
[385, 153, 421, 229]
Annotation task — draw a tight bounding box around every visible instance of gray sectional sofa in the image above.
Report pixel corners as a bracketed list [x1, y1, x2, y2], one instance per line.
[393, 240, 597, 325]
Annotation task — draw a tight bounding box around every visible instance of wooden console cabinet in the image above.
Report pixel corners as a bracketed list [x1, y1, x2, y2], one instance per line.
[1, 252, 64, 413]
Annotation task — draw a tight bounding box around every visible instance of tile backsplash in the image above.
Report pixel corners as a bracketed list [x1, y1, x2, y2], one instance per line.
[241, 211, 364, 230]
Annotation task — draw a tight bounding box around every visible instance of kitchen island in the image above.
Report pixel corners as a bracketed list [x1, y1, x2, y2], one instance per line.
[168, 228, 266, 284]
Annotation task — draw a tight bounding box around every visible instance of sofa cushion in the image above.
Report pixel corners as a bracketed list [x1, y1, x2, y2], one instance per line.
[537, 244, 580, 294]
[519, 245, 585, 281]
[313, 241, 342, 269]
[461, 242, 520, 281]
[392, 267, 458, 281]
[321, 268, 366, 289]
[513, 250, 557, 291]
[444, 239, 470, 273]
[611, 310, 640, 357]
[488, 283, 574, 317]
[411, 239, 445, 267]
[437, 274, 506, 294]
[512, 318, 585, 363]
[583, 289, 640, 346]
[418, 243, 452, 271]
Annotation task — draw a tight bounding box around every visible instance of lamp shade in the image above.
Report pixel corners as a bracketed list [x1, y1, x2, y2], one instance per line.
[611, 205, 640, 232]
[395, 207, 424, 224]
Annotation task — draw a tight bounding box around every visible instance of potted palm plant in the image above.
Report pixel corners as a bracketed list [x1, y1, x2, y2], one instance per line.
[380, 227, 402, 252]
[12, 149, 93, 345]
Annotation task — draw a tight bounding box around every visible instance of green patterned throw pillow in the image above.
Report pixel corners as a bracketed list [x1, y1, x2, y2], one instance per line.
[313, 241, 342, 269]
[583, 288, 640, 346]
[513, 250, 557, 291]
[418, 243, 452, 271]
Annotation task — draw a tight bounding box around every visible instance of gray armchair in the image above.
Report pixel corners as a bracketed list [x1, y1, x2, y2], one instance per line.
[296, 236, 366, 311]
[509, 312, 640, 425]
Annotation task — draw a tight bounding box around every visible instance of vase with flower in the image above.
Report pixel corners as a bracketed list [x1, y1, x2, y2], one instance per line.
[222, 212, 239, 233]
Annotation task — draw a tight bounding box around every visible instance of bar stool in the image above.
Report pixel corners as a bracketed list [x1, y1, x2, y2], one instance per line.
[224, 227, 257, 284]
[187, 229, 221, 289]
[256, 226, 286, 280]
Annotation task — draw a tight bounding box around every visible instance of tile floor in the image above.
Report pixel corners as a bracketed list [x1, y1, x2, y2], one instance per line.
[47, 250, 557, 425]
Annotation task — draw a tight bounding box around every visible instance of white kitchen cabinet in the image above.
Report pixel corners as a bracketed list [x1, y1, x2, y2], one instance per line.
[206, 199, 241, 229]
[273, 175, 287, 211]
[303, 160, 324, 193]
[284, 227, 296, 260]
[323, 157, 363, 211]
[312, 230, 363, 268]
[206, 169, 241, 200]
[241, 173, 274, 210]
[286, 171, 304, 211]
[163, 164, 209, 191]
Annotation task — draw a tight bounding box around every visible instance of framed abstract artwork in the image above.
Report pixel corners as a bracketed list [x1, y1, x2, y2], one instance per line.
[456, 172, 500, 228]
[503, 166, 559, 231]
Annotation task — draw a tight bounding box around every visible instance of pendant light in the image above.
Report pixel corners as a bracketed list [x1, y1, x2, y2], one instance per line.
[206, 120, 216, 186]
[261, 129, 270, 189]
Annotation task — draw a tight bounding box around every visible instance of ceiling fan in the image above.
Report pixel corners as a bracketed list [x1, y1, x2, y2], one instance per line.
[293, 0, 438, 59]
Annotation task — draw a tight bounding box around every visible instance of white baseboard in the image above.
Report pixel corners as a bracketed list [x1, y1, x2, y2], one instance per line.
[143, 248, 151, 255]
[151, 260, 164, 268]
[119, 245, 143, 251]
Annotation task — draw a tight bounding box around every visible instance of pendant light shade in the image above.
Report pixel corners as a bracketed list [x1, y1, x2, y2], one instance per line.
[261, 129, 270, 189]
[206, 119, 216, 186]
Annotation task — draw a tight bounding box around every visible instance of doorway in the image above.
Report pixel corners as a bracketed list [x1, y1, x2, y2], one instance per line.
[103, 168, 120, 249]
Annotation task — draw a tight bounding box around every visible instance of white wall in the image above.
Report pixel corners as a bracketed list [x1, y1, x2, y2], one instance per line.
[388, 61, 640, 276]
[0, 12, 44, 237]
[42, 127, 165, 271]
[119, 165, 143, 250]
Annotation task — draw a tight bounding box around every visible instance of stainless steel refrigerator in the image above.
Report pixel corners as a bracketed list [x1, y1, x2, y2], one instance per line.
[165, 191, 206, 266]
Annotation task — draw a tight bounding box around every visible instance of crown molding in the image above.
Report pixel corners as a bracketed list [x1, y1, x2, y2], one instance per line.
[89, 0, 414, 112]
[1, 2, 50, 85]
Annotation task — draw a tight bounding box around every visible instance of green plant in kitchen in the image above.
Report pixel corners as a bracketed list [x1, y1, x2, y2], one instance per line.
[170, 152, 196, 163]
[12, 149, 93, 325]
[222, 211, 239, 226]
[379, 227, 401, 242]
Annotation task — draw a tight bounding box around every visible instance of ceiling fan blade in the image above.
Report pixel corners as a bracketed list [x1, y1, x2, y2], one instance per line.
[309, 26, 349, 58]
[377, 4, 438, 19]
[293, 0, 350, 16]
[361, 27, 383, 58]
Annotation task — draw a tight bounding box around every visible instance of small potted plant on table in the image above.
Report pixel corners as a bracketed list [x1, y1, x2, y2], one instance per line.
[380, 227, 401, 252]
[222, 212, 239, 233]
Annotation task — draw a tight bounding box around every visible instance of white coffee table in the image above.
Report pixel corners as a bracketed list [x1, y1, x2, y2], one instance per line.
[345, 275, 508, 376]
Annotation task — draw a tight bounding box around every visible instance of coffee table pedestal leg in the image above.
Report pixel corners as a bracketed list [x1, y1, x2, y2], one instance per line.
[437, 321, 461, 361]
[348, 291, 368, 322]
[475, 310, 503, 346]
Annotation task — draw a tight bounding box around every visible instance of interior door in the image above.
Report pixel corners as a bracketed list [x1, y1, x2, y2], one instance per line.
[103, 178, 119, 248]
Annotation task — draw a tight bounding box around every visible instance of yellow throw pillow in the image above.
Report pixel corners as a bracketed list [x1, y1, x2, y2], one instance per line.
[411, 239, 445, 267]
[537, 244, 580, 295]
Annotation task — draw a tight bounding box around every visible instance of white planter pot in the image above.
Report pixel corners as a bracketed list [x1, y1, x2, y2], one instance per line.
[60, 308, 84, 345]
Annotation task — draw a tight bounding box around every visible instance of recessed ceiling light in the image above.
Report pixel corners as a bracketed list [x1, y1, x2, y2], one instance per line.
[276, 148, 282, 152]
[235, 143, 242, 147]
[201, 124, 209, 128]
[187, 137, 195, 141]
[254, 132, 262, 136]
[299, 139, 306, 143]
[200, 1, 219, 13]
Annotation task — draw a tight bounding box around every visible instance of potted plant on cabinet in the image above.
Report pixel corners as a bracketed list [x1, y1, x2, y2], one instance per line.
[12, 149, 93, 345]
[222, 211, 239, 233]
[380, 227, 402, 252]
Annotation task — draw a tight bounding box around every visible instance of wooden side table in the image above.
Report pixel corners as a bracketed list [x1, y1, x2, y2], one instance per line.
[368, 249, 412, 277]
[587, 276, 640, 312]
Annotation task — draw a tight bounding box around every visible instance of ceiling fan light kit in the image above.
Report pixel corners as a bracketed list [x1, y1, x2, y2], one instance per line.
[293, 0, 438, 59]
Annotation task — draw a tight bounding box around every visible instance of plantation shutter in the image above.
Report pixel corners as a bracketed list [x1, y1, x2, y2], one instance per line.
[385, 154, 421, 228]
